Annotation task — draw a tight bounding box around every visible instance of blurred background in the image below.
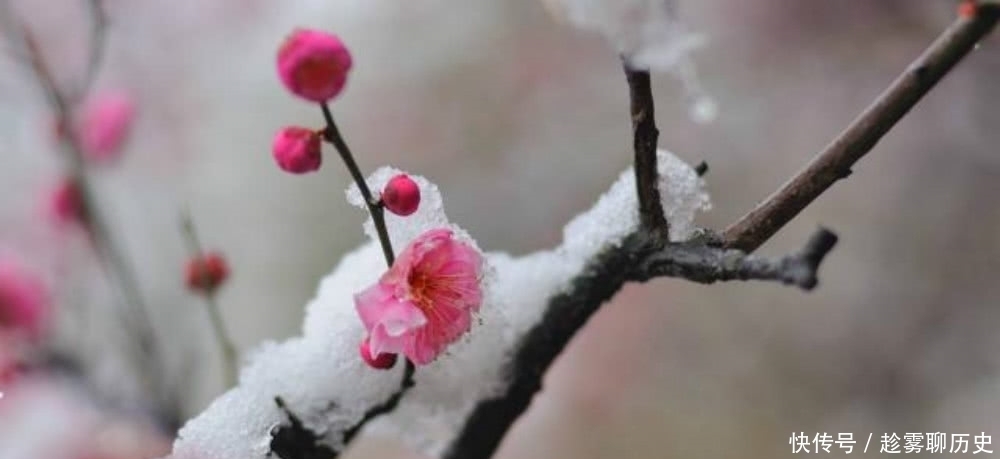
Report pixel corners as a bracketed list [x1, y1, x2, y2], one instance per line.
[1, 0, 999, 458]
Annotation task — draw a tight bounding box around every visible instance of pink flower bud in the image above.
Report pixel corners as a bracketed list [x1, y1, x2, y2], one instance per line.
[381, 174, 420, 216]
[48, 177, 87, 227]
[77, 91, 135, 163]
[0, 258, 50, 341]
[359, 337, 397, 370]
[272, 127, 322, 174]
[277, 29, 353, 103]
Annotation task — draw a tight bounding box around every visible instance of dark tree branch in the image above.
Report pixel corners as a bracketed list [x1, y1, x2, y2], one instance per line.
[625, 62, 667, 232]
[631, 228, 838, 290]
[723, 5, 1000, 253]
[444, 228, 836, 459]
[269, 397, 337, 459]
[445, 8, 996, 459]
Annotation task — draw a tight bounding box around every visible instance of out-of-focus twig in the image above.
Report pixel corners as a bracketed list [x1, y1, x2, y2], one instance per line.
[14, 18, 166, 412]
[72, 0, 108, 101]
[722, 5, 1000, 253]
[180, 211, 238, 388]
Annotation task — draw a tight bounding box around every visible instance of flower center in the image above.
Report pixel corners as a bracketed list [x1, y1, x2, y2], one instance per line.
[408, 271, 434, 311]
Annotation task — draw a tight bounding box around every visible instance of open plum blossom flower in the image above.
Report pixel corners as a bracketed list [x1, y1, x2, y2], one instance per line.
[0, 258, 50, 341]
[354, 228, 483, 365]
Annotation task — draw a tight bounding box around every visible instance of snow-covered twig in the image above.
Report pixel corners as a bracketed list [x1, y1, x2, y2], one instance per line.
[722, 4, 1000, 253]
[443, 8, 998, 459]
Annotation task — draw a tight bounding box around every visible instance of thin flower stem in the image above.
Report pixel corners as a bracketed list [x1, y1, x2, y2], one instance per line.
[317, 102, 417, 445]
[73, 0, 107, 102]
[180, 212, 238, 388]
[318, 102, 395, 266]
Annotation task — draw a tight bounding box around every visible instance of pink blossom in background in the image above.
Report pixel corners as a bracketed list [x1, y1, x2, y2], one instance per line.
[47, 178, 87, 227]
[0, 258, 50, 341]
[185, 252, 230, 294]
[272, 127, 322, 174]
[77, 91, 136, 163]
[276, 29, 353, 102]
[354, 228, 483, 365]
[0, 336, 22, 386]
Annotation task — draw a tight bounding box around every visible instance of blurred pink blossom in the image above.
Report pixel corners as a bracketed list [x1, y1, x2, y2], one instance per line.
[77, 91, 136, 163]
[47, 177, 87, 228]
[0, 258, 50, 341]
[354, 228, 483, 365]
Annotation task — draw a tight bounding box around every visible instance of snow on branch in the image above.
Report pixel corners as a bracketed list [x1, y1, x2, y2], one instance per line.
[444, 6, 1000, 459]
[164, 5, 999, 459]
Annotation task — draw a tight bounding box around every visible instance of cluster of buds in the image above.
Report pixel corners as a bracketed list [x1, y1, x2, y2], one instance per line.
[271, 29, 352, 174]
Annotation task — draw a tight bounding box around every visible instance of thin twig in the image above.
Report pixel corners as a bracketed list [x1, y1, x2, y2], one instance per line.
[73, 0, 107, 102]
[180, 211, 238, 388]
[624, 62, 668, 232]
[318, 103, 395, 266]
[723, 6, 1000, 253]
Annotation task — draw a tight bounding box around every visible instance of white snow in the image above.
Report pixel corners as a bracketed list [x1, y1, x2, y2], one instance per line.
[542, 0, 718, 124]
[165, 150, 709, 458]
[542, 0, 701, 72]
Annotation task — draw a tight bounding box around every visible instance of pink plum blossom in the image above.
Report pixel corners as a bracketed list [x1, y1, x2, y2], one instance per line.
[277, 29, 353, 102]
[272, 127, 322, 173]
[354, 228, 483, 365]
[0, 258, 50, 341]
[77, 91, 136, 163]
